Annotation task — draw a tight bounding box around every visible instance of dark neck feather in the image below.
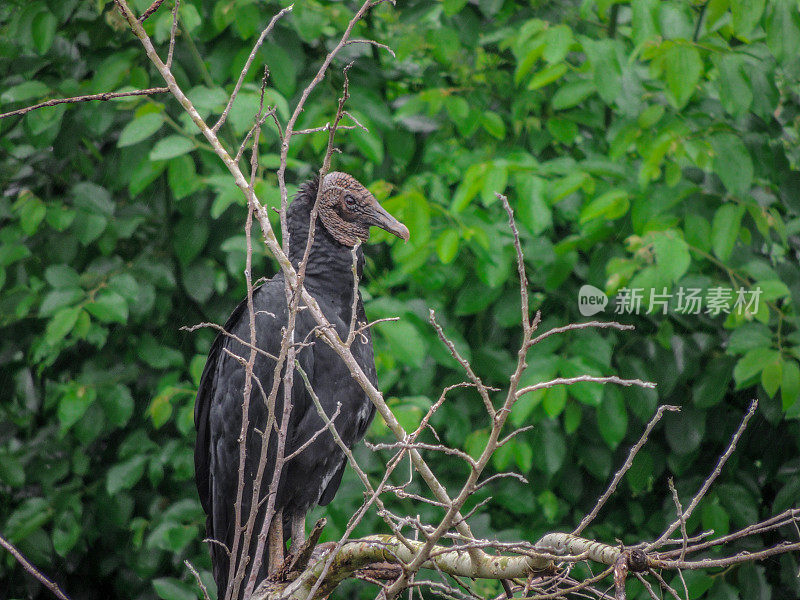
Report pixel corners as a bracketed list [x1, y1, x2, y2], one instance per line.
[287, 178, 364, 300]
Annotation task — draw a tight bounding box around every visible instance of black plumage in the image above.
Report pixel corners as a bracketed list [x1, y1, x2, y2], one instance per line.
[193, 172, 409, 598]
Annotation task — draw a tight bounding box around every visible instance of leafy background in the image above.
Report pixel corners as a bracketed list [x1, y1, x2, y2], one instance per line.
[1, 0, 800, 598]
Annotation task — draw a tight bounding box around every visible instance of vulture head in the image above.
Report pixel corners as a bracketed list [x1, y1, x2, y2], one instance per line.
[316, 172, 410, 246]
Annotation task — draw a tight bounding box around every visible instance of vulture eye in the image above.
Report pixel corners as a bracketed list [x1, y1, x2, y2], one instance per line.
[344, 194, 357, 209]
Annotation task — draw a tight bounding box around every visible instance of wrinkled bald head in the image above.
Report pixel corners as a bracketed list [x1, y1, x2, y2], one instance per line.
[317, 172, 409, 247]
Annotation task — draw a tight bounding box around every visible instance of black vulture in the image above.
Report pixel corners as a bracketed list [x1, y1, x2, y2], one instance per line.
[193, 172, 409, 597]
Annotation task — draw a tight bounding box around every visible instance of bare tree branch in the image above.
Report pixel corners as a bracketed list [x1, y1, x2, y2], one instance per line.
[0, 88, 169, 119]
[212, 5, 294, 133]
[0, 534, 70, 600]
[573, 405, 680, 536]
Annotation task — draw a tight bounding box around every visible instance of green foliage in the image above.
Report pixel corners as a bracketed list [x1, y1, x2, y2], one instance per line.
[2, 0, 800, 598]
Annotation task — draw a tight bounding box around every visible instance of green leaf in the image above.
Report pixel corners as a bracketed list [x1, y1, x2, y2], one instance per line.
[129, 157, 166, 196]
[451, 163, 488, 212]
[45, 264, 81, 288]
[582, 37, 621, 103]
[465, 429, 490, 461]
[352, 127, 385, 164]
[0, 453, 25, 487]
[58, 385, 96, 430]
[436, 229, 460, 264]
[579, 190, 629, 224]
[39, 288, 83, 317]
[542, 25, 573, 64]
[710, 203, 744, 260]
[73, 211, 107, 245]
[665, 407, 706, 455]
[100, 384, 135, 428]
[765, 0, 800, 64]
[650, 230, 690, 281]
[149, 135, 195, 161]
[455, 279, 504, 315]
[542, 385, 567, 418]
[5, 498, 51, 543]
[627, 449, 654, 494]
[15, 191, 47, 235]
[167, 154, 199, 200]
[717, 54, 753, 117]
[86, 290, 128, 324]
[173, 217, 209, 266]
[106, 455, 147, 495]
[546, 117, 578, 144]
[731, 0, 764, 37]
[712, 133, 753, 196]
[637, 104, 665, 129]
[1, 81, 49, 103]
[178, 3, 201, 33]
[481, 111, 506, 139]
[701, 500, 730, 536]
[376, 320, 427, 369]
[118, 113, 164, 147]
[0, 243, 31, 267]
[443, 0, 468, 16]
[761, 358, 782, 397]
[597, 388, 627, 448]
[781, 359, 800, 411]
[53, 510, 81, 556]
[663, 44, 703, 109]
[534, 423, 566, 475]
[138, 335, 184, 369]
[148, 390, 174, 429]
[183, 262, 215, 304]
[727, 323, 772, 355]
[551, 79, 595, 110]
[547, 171, 589, 204]
[717, 483, 758, 526]
[693, 357, 734, 407]
[32, 10, 57, 54]
[753, 280, 790, 302]
[45, 306, 81, 344]
[46, 205, 75, 231]
[733, 347, 781, 387]
[527, 62, 568, 91]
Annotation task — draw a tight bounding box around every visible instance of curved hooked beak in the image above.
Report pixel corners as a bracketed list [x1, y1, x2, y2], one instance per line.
[366, 200, 410, 242]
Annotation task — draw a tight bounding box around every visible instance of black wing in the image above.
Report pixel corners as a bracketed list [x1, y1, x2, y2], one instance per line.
[194, 295, 250, 516]
[193, 278, 317, 594]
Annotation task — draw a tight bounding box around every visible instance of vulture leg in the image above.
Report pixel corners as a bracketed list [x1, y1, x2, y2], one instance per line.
[291, 510, 306, 550]
[267, 509, 284, 574]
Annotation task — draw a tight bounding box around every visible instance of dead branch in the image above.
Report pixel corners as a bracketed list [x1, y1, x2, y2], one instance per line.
[212, 5, 294, 133]
[0, 534, 70, 600]
[573, 405, 680, 536]
[0, 88, 169, 120]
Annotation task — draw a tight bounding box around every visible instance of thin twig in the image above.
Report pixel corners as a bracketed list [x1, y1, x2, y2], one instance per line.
[166, 0, 181, 68]
[0, 88, 169, 119]
[429, 309, 495, 418]
[0, 534, 70, 600]
[648, 399, 758, 550]
[284, 402, 343, 461]
[185, 560, 213, 600]
[139, 0, 167, 22]
[517, 376, 655, 398]
[573, 405, 679, 536]
[343, 38, 396, 57]
[181, 322, 278, 361]
[212, 4, 294, 133]
[530, 321, 635, 347]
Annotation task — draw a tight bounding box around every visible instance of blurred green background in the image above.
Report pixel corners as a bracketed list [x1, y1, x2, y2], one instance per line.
[1, 0, 800, 598]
